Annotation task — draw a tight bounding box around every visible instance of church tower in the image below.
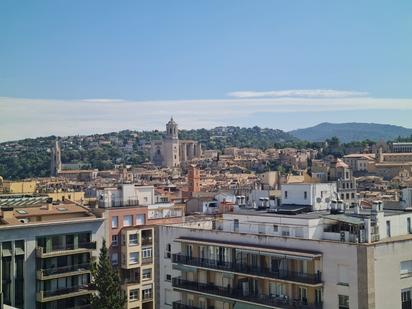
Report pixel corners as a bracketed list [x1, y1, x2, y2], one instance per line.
[51, 140, 62, 176]
[163, 117, 180, 167]
[166, 117, 178, 140]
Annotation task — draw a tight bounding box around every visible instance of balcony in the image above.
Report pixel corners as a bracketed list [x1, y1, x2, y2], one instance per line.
[142, 237, 152, 246]
[172, 254, 322, 285]
[37, 262, 92, 280]
[172, 278, 322, 309]
[142, 257, 153, 265]
[36, 241, 97, 258]
[173, 301, 203, 309]
[142, 290, 153, 302]
[37, 285, 93, 302]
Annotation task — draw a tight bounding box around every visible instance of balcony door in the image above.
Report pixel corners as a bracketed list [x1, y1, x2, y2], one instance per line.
[186, 245, 193, 259]
[66, 234, 75, 250]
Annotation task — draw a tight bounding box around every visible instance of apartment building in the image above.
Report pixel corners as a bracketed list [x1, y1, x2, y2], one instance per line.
[120, 226, 155, 309]
[157, 200, 412, 309]
[281, 183, 336, 211]
[94, 183, 184, 309]
[0, 198, 104, 309]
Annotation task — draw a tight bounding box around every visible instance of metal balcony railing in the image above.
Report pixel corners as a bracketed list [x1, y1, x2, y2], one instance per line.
[142, 237, 153, 246]
[172, 278, 322, 309]
[172, 254, 322, 285]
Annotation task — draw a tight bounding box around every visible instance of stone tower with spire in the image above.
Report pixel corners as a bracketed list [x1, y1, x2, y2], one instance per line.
[163, 117, 180, 168]
[51, 139, 62, 176]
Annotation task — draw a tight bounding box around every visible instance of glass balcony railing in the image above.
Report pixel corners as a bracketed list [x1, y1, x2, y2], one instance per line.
[172, 278, 322, 309]
[39, 262, 92, 277]
[172, 301, 203, 309]
[37, 241, 96, 256]
[172, 254, 322, 285]
[42, 284, 91, 298]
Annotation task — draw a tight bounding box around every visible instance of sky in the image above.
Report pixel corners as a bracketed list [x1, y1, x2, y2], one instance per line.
[0, 0, 412, 141]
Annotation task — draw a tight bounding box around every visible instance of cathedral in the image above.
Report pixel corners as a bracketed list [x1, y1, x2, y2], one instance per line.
[150, 118, 202, 168]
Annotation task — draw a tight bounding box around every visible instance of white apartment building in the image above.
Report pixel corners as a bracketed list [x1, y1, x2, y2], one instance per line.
[156, 201, 412, 309]
[281, 183, 337, 211]
[97, 184, 155, 207]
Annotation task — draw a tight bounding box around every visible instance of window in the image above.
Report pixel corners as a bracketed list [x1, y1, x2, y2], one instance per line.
[165, 274, 172, 281]
[386, 220, 391, 237]
[298, 287, 307, 302]
[281, 227, 290, 236]
[401, 289, 411, 309]
[142, 247, 152, 259]
[284, 191, 288, 199]
[136, 214, 145, 225]
[401, 260, 412, 278]
[338, 264, 349, 286]
[269, 282, 285, 297]
[234, 219, 239, 232]
[142, 268, 152, 280]
[123, 215, 133, 227]
[315, 289, 322, 304]
[112, 235, 119, 246]
[338, 295, 349, 309]
[111, 253, 118, 265]
[111, 216, 118, 229]
[408, 218, 412, 234]
[129, 252, 139, 264]
[273, 225, 279, 232]
[129, 289, 139, 301]
[304, 191, 307, 199]
[351, 193, 355, 199]
[142, 287, 153, 300]
[165, 243, 172, 258]
[129, 233, 138, 245]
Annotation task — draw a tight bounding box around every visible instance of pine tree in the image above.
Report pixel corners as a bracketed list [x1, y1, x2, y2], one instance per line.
[91, 239, 126, 309]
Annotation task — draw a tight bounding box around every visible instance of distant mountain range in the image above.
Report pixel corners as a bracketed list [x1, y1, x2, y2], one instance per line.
[289, 122, 412, 142]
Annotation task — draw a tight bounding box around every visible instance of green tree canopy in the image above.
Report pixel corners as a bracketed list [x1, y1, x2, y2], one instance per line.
[91, 239, 126, 309]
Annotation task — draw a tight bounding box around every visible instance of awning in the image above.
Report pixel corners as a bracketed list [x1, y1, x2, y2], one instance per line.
[323, 214, 364, 225]
[176, 237, 321, 259]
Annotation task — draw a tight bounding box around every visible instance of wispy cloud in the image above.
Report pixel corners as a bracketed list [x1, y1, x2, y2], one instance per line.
[227, 89, 369, 99]
[81, 98, 125, 103]
[0, 95, 412, 142]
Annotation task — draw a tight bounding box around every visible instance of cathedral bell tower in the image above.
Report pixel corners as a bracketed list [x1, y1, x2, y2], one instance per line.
[166, 117, 178, 140]
[163, 117, 180, 167]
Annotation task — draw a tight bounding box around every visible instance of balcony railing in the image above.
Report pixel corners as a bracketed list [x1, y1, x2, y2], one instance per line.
[43, 285, 91, 298]
[37, 241, 96, 257]
[173, 301, 203, 309]
[172, 254, 322, 285]
[142, 237, 153, 246]
[142, 257, 153, 265]
[142, 291, 153, 302]
[39, 262, 92, 277]
[172, 278, 322, 309]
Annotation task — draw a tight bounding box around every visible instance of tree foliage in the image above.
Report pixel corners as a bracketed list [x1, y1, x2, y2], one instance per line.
[91, 239, 126, 309]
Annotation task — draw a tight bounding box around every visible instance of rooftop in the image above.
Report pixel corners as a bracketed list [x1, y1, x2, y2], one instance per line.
[0, 201, 98, 227]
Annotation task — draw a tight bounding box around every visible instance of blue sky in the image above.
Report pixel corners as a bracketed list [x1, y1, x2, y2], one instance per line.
[0, 1, 412, 141]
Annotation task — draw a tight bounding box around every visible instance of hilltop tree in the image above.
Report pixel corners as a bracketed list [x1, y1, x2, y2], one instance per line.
[91, 239, 126, 309]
